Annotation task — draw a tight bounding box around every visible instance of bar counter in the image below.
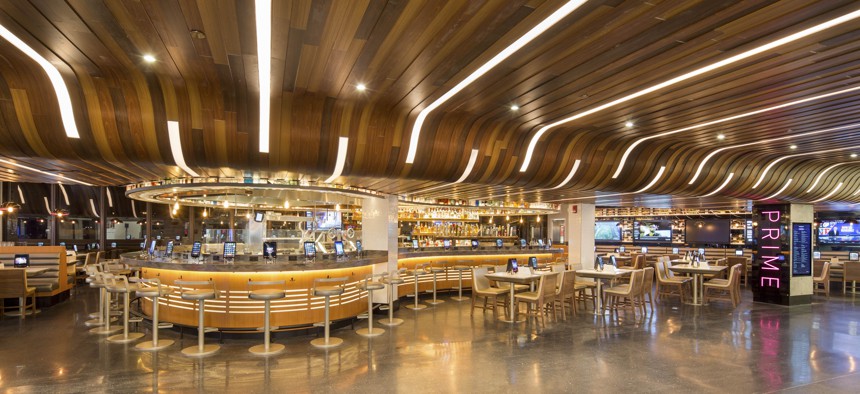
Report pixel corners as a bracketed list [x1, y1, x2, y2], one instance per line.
[119, 248, 563, 330]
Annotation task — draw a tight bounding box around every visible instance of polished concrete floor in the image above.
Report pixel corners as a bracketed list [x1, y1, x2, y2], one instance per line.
[2, 286, 860, 393]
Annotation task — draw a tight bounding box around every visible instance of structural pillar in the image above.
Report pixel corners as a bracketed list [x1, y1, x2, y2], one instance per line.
[752, 203, 813, 305]
[566, 203, 595, 270]
[98, 187, 107, 249]
[362, 195, 397, 303]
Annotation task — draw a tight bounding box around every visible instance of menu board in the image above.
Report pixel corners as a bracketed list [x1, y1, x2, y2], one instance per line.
[792, 223, 812, 276]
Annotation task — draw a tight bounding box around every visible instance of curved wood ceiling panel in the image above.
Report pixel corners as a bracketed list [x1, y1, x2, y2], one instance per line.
[0, 0, 858, 209]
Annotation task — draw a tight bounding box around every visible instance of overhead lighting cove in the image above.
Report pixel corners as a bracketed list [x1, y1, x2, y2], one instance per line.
[404, 0, 588, 164]
[0, 23, 80, 138]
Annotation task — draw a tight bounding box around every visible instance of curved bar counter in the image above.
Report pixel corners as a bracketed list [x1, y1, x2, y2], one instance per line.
[121, 248, 563, 330]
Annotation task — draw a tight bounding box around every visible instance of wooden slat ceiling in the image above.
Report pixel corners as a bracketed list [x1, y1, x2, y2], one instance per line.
[0, 0, 859, 209]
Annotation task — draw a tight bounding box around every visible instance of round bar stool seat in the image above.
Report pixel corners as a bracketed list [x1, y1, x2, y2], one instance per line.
[451, 265, 470, 301]
[405, 264, 428, 310]
[311, 277, 348, 349]
[248, 281, 286, 356]
[134, 280, 174, 351]
[379, 273, 405, 326]
[106, 277, 144, 343]
[427, 266, 446, 305]
[356, 274, 386, 337]
[177, 280, 220, 357]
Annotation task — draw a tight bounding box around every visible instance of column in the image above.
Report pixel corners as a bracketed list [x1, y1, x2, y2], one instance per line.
[362, 195, 397, 303]
[98, 187, 107, 249]
[752, 203, 813, 305]
[566, 203, 595, 270]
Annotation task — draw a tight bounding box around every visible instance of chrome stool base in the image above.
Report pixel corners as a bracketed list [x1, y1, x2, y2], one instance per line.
[107, 332, 144, 343]
[90, 325, 122, 335]
[356, 327, 385, 337]
[378, 318, 404, 326]
[135, 339, 174, 351]
[250, 343, 285, 356]
[311, 337, 343, 348]
[405, 304, 427, 310]
[451, 296, 469, 302]
[182, 344, 220, 357]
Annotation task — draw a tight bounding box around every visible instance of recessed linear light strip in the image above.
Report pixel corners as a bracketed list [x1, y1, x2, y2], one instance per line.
[689, 121, 860, 185]
[700, 173, 734, 197]
[167, 121, 199, 177]
[405, 0, 589, 164]
[478, 159, 582, 199]
[409, 149, 480, 195]
[522, 9, 860, 173]
[17, 186, 24, 204]
[324, 137, 349, 183]
[758, 178, 793, 201]
[544, 166, 666, 203]
[43, 197, 50, 214]
[812, 182, 843, 203]
[751, 145, 860, 189]
[106, 187, 113, 207]
[58, 183, 70, 205]
[131, 201, 137, 218]
[806, 162, 851, 193]
[623, 85, 860, 182]
[256, 0, 272, 153]
[0, 160, 91, 186]
[0, 24, 79, 138]
[89, 198, 99, 217]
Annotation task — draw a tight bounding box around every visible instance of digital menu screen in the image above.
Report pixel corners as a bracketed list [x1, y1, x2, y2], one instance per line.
[223, 242, 236, 258]
[792, 223, 812, 276]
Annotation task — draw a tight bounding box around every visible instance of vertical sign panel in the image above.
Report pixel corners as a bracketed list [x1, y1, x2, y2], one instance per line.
[792, 223, 812, 276]
[753, 205, 789, 304]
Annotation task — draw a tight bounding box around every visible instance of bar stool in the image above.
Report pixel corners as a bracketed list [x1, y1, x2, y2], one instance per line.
[356, 273, 386, 337]
[106, 275, 144, 343]
[84, 265, 106, 327]
[405, 263, 428, 310]
[176, 280, 220, 357]
[89, 272, 121, 335]
[451, 262, 471, 301]
[379, 269, 406, 326]
[134, 278, 174, 351]
[427, 263, 446, 305]
[248, 280, 286, 356]
[311, 277, 348, 348]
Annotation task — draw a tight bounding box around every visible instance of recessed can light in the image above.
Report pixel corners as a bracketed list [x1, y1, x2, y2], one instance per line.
[356, 83, 366, 91]
[717, 134, 725, 140]
[143, 54, 156, 63]
[510, 105, 519, 111]
[625, 121, 634, 128]
[790, 144, 797, 150]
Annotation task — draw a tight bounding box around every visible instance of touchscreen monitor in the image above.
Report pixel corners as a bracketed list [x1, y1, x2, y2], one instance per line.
[110, 242, 117, 248]
[356, 240, 362, 253]
[528, 256, 538, 269]
[175, 235, 181, 241]
[412, 239, 419, 250]
[471, 239, 479, 249]
[619, 246, 626, 253]
[223, 242, 236, 259]
[496, 239, 503, 249]
[735, 249, 743, 256]
[640, 246, 648, 254]
[13, 254, 29, 268]
[37, 242, 44, 246]
[672, 247, 679, 254]
[334, 241, 344, 257]
[191, 242, 202, 258]
[165, 241, 174, 257]
[698, 248, 705, 255]
[851, 252, 859, 261]
[304, 241, 316, 258]
[813, 251, 821, 259]
[507, 258, 518, 273]
[610, 255, 617, 267]
[73, 245, 78, 252]
[254, 212, 264, 222]
[443, 239, 451, 250]
[520, 239, 527, 248]
[538, 239, 544, 247]
[148, 240, 157, 255]
[263, 241, 277, 258]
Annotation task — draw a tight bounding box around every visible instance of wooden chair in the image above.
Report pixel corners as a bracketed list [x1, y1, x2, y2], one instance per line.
[0, 269, 37, 319]
[813, 261, 831, 298]
[655, 261, 690, 302]
[727, 256, 748, 286]
[632, 254, 646, 270]
[470, 267, 507, 317]
[557, 270, 580, 319]
[843, 261, 860, 294]
[515, 272, 560, 323]
[703, 264, 742, 307]
[640, 266, 654, 312]
[604, 269, 644, 317]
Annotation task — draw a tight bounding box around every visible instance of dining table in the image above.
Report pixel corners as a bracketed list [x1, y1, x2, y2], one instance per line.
[484, 270, 543, 323]
[668, 262, 727, 306]
[574, 268, 633, 315]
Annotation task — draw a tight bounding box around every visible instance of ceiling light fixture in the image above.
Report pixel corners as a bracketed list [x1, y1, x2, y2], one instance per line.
[223, 200, 230, 209]
[758, 178, 793, 201]
[356, 83, 366, 91]
[409, 149, 480, 195]
[701, 172, 734, 197]
[689, 122, 860, 185]
[625, 121, 634, 128]
[167, 121, 200, 177]
[811, 182, 843, 203]
[89, 198, 99, 218]
[550, 159, 582, 190]
[324, 137, 349, 183]
[716, 134, 725, 140]
[752, 146, 860, 189]
[806, 163, 850, 193]
[256, 0, 272, 153]
[522, 9, 860, 173]
[143, 54, 156, 63]
[283, 200, 289, 209]
[544, 166, 666, 203]
[16, 186, 24, 204]
[0, 23, 80, 138]
[853, 153, 858, 158]
[405, 0, 588, 164]
[510, 105, 519, 111]
[790, 144, 797, 150]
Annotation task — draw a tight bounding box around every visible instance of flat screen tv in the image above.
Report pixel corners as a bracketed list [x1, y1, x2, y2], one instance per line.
[263, 241, 277, 258]
[315, 211, 342, 230]
[334, 241, 344, 257]
[304, 241, 316, 258]
[685, 219, 731, 244]
[594, 221, 622, 242]
[634, 220, 672, 242]
[13, 254, 29, 268]
[191, 241, 202, 258]
[223, 242, 236, 259]
[818, 220, 860, 245]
